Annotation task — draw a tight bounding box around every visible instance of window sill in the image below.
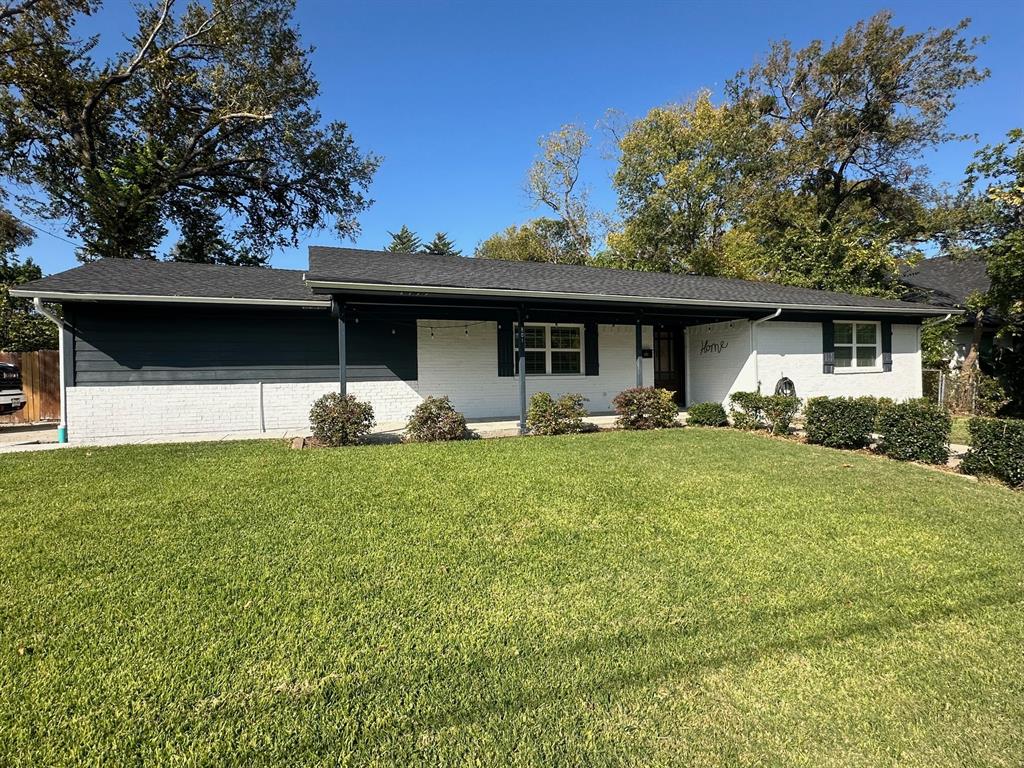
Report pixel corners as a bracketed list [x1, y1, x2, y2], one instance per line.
[834, 367, 884, 374]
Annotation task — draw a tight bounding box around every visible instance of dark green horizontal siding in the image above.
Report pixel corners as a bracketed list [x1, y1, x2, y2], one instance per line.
[69, 304, 417, 386]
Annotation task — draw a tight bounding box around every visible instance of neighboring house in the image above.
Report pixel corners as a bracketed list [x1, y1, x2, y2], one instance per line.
[13, 247, 949, 443]
[900, 255, 1003, 365]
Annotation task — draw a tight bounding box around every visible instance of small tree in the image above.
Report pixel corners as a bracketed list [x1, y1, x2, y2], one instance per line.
[421, 232, 461, 256]
[0, 213, 56, 352]
[385, 225, 422, 253]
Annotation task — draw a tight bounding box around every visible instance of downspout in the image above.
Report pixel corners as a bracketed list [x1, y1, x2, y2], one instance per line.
[33, 298, 68, 443]
[750, 308, 782, 393]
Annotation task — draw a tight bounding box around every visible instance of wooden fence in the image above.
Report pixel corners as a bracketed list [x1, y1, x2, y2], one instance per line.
[0, 350, 59, 424]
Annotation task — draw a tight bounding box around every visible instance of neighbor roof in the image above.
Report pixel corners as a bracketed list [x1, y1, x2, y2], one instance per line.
[11, 258, 328, 306]
[900, 255, 990, 308]
[307, 247, 949, 315]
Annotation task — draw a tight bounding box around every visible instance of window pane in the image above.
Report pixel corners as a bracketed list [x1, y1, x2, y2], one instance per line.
[526, 351, 546, 374]
[835, 346, 854, 368]
[856, 323, 877, 345]
[856, 346, 877, 367]
[550, 326, 580, 349]
[523, 326, 546, 349]
[834, 323, 853, 344]
[551, 351, 581, 374]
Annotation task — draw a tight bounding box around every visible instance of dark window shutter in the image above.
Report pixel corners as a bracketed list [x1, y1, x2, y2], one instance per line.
[881, 320, 893, 372]
[497, 320, 514, 377]
[584, 321, 599, 376]
[822, 321, 835, 374]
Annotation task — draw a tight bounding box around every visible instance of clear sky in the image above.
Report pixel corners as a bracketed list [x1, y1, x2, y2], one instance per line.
[20, 0, 1024, 275]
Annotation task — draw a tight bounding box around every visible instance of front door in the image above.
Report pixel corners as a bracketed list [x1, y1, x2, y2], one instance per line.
[654, 327, 685, 404]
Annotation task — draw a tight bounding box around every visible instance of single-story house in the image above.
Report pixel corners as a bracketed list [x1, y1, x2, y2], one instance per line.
[13, 247, 952, 442]
[900, 254, 1005, 364]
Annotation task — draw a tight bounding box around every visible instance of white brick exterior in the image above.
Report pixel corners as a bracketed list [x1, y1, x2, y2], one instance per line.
[685, 319, 923, 407]
[64, 321, 655, 441]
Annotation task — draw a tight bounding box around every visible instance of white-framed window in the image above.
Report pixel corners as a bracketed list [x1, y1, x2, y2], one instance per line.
[514, 323, 583, 375]
[834, 321, 880, 371]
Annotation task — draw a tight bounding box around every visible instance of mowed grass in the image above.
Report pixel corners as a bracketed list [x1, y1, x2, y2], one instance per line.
[2, 429, 1023, 767]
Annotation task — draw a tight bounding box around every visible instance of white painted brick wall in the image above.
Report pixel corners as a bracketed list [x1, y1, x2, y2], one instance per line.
[685, 319, 923, 407]
[64, 320, 656, 440]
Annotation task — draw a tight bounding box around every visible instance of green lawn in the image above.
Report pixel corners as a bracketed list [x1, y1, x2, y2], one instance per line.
[2, 429, 1022, 767]
[951, 416, 972, 445]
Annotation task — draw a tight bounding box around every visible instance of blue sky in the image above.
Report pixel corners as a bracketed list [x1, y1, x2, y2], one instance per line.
[20, 0, 1024, 274]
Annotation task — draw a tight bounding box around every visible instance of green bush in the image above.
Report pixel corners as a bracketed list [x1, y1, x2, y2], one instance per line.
[728, 391, 766, 430]
[527, 392, 590, 436]
[804, 396, 878, 449]
[686, 402, 728, 427]
[612, 387, 678, 430]
[728, 391, 799, 434]
[404, 396, 468, 442]
[309, 392, 375, 447]
[876, 399, 951, 464]
[960, 417, 1024, 488]
[761, 394, 801, 435]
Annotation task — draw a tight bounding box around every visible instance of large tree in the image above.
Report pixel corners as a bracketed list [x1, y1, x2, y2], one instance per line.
[524, 124, 595, 259]
[475, 219, 584, 264]
[0, 0, 379, 264]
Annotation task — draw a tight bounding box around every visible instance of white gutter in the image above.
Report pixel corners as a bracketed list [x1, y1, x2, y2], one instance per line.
[750, 308, 782, 392]
[302, 278, 957, 316]
[32, 298, 68, 443]
[11, 289, 329, 308]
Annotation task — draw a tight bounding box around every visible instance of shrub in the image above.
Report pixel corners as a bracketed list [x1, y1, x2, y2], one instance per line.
[405, 396, 468, 442]
[804, 396, 877, 449]
[612, 387, 678, 430]
[761, 394, 801, 435]
[876, 399, 951, 464]
[309, 392, 375, 447]
[686, 402, 728, 427]
[527, 392, 590, 436]
[960, 417, 1024, 488]
[728, 391, 766, 430]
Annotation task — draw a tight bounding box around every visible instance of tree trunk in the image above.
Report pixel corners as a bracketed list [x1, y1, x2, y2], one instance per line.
[951, 310, 985, 414]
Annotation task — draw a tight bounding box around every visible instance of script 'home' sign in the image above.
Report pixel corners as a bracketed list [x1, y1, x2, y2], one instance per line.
[699, 339, 729, 355]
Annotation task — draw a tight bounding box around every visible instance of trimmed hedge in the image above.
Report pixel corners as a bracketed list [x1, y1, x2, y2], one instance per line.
[960, 417, 1024, 488]
[405, 396, 468, 442]
[686, 402, 728, 427]
[527, 392, 590, 436]
[309, 392, 375, 446]
[804, 396, 878, 449]
[613, 387, 678, 430]
[728, 391, 799, 435]
[876, 399, 951, 464]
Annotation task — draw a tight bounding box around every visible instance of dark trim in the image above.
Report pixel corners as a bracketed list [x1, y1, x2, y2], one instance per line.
[497, 319, 515, 377]
[584, 321, 599, 376]
[881, 320, 893, 372]
[822, 320, 835, 374]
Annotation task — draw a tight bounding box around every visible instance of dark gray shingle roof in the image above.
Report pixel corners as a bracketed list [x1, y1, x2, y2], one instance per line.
[900, 255, 990, 308]
[12, 258, 327, 304]
[309, 247, 943, 313]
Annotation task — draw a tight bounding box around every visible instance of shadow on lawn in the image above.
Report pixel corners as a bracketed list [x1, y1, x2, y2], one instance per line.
[379, 574, 1022, 736]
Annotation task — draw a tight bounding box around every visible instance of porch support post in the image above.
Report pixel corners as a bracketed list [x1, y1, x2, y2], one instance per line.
[635, 319, 643, 387]
[517, 306, 527, 434]
[334, 298, 347, 396]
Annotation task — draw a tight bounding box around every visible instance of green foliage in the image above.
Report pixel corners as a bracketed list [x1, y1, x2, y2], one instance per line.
[920, 315, 960, 368]
[526, 392, 591, 436]
[877, 400, 952, 464]
[385, 225, 422, 253]
[421, 232, 461, 257]
[729, 391, 799, 434]
[0, 214, 56, 352]
[475, 218, 587, 264]
[167, 206, 262, 266]
[685, 401, 728, 427]
[803, 396, 879, 449]
[0, 0, 378, 262]
[960, 417, 1024, 487]
[525, 124, 594, 258]
[308, 392, 375, 447]
[404, 396, 468, 442]
[612, 387, 678, 430]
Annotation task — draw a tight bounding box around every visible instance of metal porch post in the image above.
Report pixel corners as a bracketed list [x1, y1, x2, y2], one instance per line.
[635, 319, 643, 387]
[336, 299, 347, 396]
[517, 306, 527, 434]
